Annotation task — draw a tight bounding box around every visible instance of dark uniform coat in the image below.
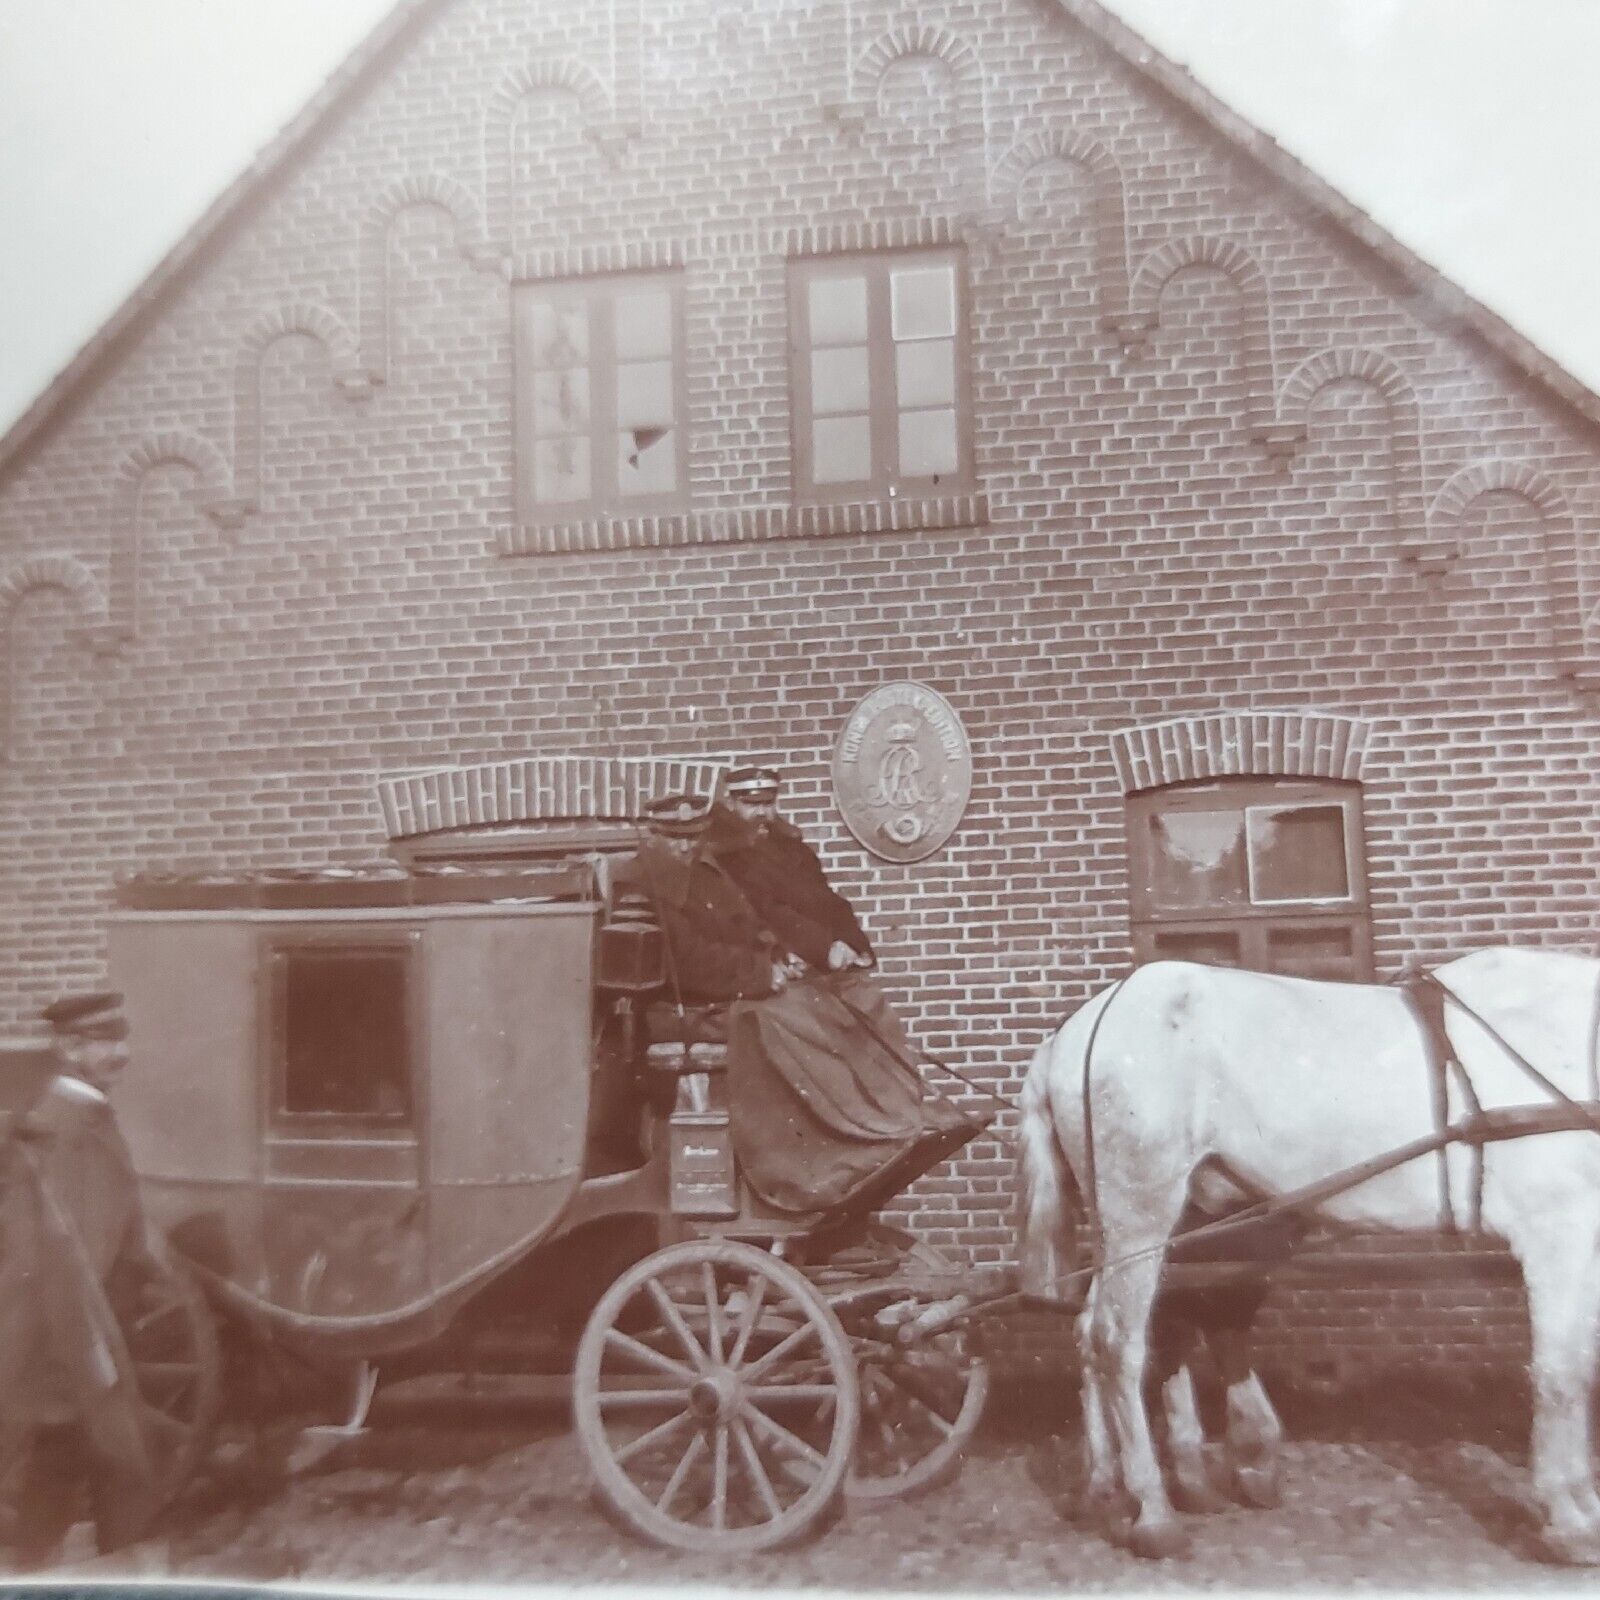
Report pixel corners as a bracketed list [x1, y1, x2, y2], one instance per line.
[616, 839, 778, 1005]
[709, 807, 872, 972]
[0, 1077, 158, 1563]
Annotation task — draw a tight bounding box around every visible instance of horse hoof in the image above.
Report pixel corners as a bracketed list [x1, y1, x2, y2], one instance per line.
[1171, 1472, 1233, 1516]
[1082, 1481, 1137, 1535]
[1231, 1461, 1282, 1509]
[1124, 1520, 1193, 1561]
[1535, 1527, 1600, 1567]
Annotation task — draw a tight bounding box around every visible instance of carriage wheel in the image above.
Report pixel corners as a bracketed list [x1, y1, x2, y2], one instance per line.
[836, 1244, 989, 1502]
[112, 1237, 222, 1506]
[573, 1239, 859, 1553]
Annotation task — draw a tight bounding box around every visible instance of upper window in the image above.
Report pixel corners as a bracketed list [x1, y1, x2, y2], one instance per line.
[788, 250, 973, 503]
[514, 273, 687, 521]
[269, 942, 413, 1128]
[1126, 779, 1372, 982]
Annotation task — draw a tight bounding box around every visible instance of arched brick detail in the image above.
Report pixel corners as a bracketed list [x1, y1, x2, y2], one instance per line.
[377, 754, 731, 839]
[991, 130, 1128, 323]
[1274, 348, 1424, 540]
[1122, 236, 1274, 435]
[111, 432, 238, 639]
[0, 554, 108, 621]
[483, 59, 613, 251]
[0, 554, 112, 755]
[1109, 710, 1372, 795]
[853, 24, 981, 101]
[1429, 459, 1566, 526]
[1427, 462, 1594, 677]
[852, 27, 984, 216]
[230, 304, 368, 515]
[360, 176, 501, 383]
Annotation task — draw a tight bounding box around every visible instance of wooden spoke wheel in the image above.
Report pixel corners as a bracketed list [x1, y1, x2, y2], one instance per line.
[573, 1239, 859, 1553]
[108, 1238, 222, 1506]
[834, 1245, 990, 1502]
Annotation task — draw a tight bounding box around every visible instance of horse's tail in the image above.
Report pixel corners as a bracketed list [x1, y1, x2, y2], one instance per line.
[1016, 1032, 1082, 1301]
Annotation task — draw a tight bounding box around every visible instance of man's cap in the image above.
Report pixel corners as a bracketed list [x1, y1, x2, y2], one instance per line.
[643, 793, 714, 838]
[42, 991, 129, 1040]
[724, 766, 781, 802]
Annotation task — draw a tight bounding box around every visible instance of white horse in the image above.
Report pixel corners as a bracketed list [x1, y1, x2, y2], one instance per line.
[1018, 947, 1600, 1564]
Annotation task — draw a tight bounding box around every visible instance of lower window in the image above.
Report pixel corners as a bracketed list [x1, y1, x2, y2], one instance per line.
[1126, 779, 1372, 981]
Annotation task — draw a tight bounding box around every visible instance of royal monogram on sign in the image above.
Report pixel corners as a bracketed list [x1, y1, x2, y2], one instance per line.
[832, 683, 972, 862]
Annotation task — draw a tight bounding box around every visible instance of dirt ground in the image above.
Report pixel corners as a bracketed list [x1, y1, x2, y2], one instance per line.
[21, 1374, 1600, 1593]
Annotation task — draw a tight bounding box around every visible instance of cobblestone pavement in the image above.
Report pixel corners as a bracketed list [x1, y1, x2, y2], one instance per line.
[27, 1384, 1600, 1592]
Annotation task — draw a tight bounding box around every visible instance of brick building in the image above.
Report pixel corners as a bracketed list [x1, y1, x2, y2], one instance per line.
[1, 0, 1597, 1363]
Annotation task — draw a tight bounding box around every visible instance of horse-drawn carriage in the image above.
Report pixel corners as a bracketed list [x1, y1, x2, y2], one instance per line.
[92, 851, 993, 1551]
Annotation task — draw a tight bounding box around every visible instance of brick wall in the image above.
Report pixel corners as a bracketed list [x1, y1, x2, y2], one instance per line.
[2, 0, 1598, 1369]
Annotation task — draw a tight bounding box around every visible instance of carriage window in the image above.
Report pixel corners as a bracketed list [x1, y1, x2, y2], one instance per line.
[1127, 780, 1371, 981]
[513, 271, 688, 522]
[272, 945, 412, 1125]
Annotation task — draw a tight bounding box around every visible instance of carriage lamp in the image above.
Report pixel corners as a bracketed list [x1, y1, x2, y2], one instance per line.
[595, 895, 666, 995]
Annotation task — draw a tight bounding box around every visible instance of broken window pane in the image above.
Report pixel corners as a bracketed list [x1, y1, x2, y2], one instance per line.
[1247, 804, 1350, 902]
[533, 368, 590, 435]
[898, 407, 958, 477]
[808, 274, 869, 345]
[617, 427, 676, 496]
[1147, 809, 1247, 909]
[614, 289, 673, 361]
[896, 337, 955, 409]
[811, 345, 871, 415]
[616, 359, 675, 430]
[534, 435, 591, 503]
[891, 265, 955, 342]
[812, 415, 872, 484]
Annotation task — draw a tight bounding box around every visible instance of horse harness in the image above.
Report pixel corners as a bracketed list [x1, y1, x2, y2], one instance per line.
[1070, 962, 1600, 1279]
[1401, 971, 1487, 1237]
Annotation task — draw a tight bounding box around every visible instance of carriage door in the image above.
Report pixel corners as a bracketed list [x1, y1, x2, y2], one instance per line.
[1125, 778, 1373, 981]
[262, 931, 426, 1316]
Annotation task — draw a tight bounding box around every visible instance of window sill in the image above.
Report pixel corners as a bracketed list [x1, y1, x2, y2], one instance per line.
[498, 492, 989, 555]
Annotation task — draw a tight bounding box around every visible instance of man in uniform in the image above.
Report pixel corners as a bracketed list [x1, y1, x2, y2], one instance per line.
[709, 766, 873, 976]
[617, 792, 788, 1006]
[0, 992, 158, 1568]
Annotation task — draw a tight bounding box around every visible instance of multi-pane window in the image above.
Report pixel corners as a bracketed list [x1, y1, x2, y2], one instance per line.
[1126, 779, 1372, 981]
[514, 273, 687, 520]
[789, 250, 972, 501]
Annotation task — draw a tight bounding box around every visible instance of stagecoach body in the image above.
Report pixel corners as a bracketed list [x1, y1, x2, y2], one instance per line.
[108, 876, 602, 1350]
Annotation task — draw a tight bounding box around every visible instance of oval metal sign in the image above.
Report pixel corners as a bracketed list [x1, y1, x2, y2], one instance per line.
[832, 683, 972, 863]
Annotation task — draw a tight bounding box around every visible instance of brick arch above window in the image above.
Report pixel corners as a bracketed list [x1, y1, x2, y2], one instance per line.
[1109, 710, 1373, 795]
[376, 754, 731, 840]
[359, 175, 502, 383]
